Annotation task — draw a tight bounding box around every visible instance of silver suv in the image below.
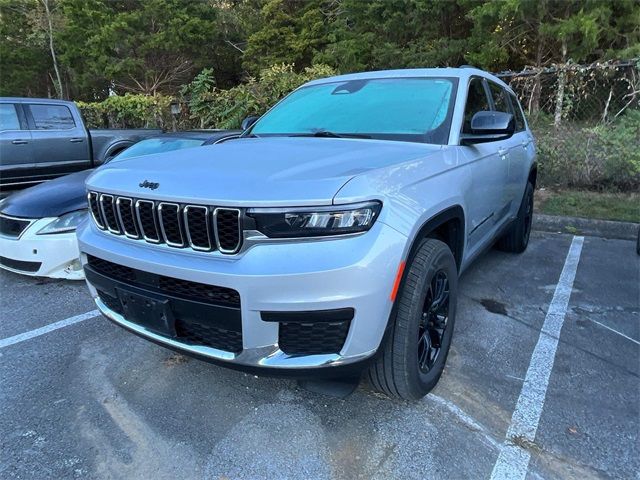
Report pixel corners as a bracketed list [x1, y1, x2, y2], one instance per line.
[78, 67, 536, 400]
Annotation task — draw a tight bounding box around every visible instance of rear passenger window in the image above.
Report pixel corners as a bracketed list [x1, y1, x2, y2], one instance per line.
[509, 93, 526, 132]
[29, 104, 75, 130]
[462, 78, 491, 134]
[488, 82, 513, 114]
[0, 104, 20, 131]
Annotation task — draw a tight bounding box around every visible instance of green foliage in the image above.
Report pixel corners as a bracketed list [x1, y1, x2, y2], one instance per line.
[537, 189, 640, 223]
[181, 63, 337, 129]
[595, 109, 640, 187]
[77, 94, 173, 129]
[463, 0, 640, 70]
[533, 109, 640, 190]
[0, 0, 51, 97]
[2, 0, 639, 99]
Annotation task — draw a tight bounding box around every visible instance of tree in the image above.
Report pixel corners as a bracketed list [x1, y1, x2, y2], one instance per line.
[243, 0, 475, 74]
[39, 0, 64, 97]
[0, 0, 61, 97]
[243, 0, 327, 73]
[56, 0, 252, 99]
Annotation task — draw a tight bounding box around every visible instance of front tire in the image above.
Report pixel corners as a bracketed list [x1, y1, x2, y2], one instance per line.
[367, 238, 458, 400]
[497, 181, 534, 253]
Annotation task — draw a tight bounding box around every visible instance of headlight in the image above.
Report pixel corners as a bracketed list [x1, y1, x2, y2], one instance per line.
[37, 209, 88, 235]
[247, 201, 381, 238]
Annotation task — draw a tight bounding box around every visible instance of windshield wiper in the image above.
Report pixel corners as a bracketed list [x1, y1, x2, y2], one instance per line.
[290, 131, 372, 139]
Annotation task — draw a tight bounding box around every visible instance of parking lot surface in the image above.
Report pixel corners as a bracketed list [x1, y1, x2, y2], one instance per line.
[1, 232, 638, 479]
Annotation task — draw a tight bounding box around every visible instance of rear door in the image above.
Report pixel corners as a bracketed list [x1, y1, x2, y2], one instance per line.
[0, 102, 33, 185]
[507, 92, 535, 207]
[460, 77, 509, 250]
[487, 81, 527, 215]
[24, 102, 91, 178]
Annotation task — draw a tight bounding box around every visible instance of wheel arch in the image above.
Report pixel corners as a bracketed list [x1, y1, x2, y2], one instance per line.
[406, 205, 466, 272]
[528, 163, 538, 188]
[104, 141, 133, 160]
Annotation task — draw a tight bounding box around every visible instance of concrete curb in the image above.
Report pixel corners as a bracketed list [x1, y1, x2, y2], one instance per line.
[533, 213, 639, 240]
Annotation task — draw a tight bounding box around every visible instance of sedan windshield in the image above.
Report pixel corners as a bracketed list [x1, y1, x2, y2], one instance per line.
[250, 77, 457, 144]
[110, 137, 205, 162]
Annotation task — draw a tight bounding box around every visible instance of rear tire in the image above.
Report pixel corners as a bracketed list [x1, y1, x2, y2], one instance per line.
[497, 181, 534, 253]
[367, 238, 458, 400]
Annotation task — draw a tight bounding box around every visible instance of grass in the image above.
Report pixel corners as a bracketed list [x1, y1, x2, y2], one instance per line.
[535, 189, 640, 223]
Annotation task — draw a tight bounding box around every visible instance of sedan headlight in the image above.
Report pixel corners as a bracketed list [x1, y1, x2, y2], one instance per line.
[247, 201, 381, 238]
[37, 209, 88, 235]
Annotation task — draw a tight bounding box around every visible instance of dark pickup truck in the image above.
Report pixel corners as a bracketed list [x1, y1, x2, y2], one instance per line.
[0, 97, 162, 187]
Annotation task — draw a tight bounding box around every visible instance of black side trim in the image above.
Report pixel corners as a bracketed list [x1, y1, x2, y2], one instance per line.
[468, 212, 494, 236]
[261, 308, 354, 323]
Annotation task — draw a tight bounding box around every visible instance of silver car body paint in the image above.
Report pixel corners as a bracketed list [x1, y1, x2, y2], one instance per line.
[77, 67, 536, 370]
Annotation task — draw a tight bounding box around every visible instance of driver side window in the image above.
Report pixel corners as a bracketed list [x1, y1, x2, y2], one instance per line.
[462, 78, 491, 134]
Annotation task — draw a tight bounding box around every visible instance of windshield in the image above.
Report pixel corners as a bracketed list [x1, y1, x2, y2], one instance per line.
[250, 77, 458, 144]
[110, 137, 205, 162]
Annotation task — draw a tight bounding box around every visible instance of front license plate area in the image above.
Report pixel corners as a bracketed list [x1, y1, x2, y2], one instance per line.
[116, 287, 176, 337]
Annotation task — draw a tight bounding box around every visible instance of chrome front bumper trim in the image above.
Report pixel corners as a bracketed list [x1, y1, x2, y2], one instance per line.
[95, 297, 376, 369]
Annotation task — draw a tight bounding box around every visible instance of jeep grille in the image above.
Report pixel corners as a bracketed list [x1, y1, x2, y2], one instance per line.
[87, 192, 242, 254]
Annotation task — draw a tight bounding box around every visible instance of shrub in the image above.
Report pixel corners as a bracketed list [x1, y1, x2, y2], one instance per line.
[77, 94, 174, 129]
[181, 63, 337, 129]
[532, 109, 640, 191]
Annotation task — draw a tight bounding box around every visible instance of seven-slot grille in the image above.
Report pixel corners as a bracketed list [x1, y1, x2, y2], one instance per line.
[88, 192, 242, 254]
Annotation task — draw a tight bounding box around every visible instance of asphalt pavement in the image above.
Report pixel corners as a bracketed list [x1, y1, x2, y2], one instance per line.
[1, 232, 638, 479]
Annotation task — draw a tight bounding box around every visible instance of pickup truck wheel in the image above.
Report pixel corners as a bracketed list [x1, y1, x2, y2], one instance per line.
[497, 181, 534, 253]
[368, 238, 457, 400]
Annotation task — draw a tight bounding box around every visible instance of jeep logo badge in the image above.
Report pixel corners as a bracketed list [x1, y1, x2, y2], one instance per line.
[139, 180, 159, 190]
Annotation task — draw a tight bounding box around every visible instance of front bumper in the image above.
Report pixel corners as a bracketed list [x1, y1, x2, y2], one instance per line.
[0, 218, 84, 280]
[78, 219, 407, 371]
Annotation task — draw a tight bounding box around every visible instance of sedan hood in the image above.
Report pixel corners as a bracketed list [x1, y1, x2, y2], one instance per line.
[1, 169, 92, 219]
[87, 137, 440, 206]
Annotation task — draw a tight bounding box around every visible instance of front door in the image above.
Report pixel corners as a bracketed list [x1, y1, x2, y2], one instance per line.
[0, 103, 33, 186]
[460, 77, 509, 252]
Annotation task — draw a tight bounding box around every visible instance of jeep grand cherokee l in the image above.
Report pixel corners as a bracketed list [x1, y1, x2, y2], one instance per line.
[77, 67, 536, 400]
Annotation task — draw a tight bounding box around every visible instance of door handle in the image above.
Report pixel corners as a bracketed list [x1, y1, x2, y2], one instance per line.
[497, 148, 509, 159]
[70, 138, 84, 143]
[11, 139, 28, 145]
[521, 140, 530, 148]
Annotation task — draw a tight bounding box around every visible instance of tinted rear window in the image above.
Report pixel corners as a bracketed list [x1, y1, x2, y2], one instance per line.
[29, 104, 75, 130]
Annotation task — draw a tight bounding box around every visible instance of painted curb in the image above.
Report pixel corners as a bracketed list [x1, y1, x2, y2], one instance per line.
[533, 213, 639, 240]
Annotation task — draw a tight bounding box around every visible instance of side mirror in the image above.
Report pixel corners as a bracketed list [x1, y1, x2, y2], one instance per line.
[460, 111, 515, 145]
[241, 115, 260, 131]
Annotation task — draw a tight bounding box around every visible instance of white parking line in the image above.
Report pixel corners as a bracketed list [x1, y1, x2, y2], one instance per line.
[490, 236, 584, 480]
[0, 310, 100, 349]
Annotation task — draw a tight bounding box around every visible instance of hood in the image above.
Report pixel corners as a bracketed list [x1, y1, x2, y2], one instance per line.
[87, 137, 440, 206]
[1, 169, 93, 219]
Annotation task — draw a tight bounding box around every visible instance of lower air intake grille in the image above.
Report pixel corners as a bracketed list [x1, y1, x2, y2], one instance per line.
[0, 256, 41, 273]
[175, 320, 243, 353]
[87, 255, 240, 308]
[279, 321, 351, 355]
[88, 255, 135, 283]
